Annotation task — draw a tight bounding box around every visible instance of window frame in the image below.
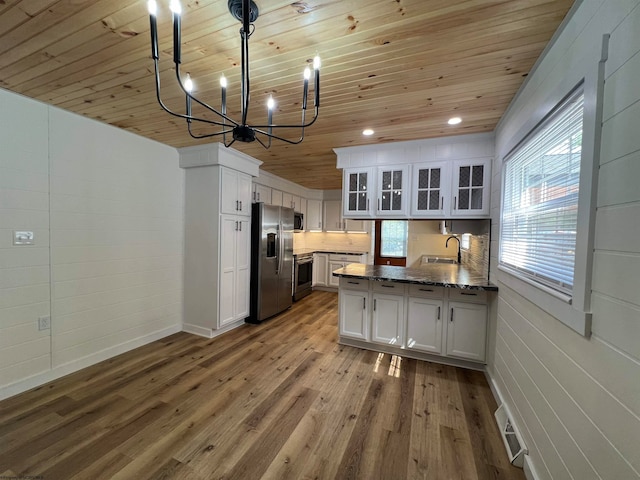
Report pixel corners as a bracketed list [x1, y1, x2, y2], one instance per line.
[496, 35, 608, 337]
[499, 88, 584, 297]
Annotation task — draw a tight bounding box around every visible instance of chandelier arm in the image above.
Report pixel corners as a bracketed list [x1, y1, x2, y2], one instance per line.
[153, 60, 234, 128]
[250, 107, 319, 129]
[187, 122, 235, 139]
[254, 134, 271, 149]
[174, 65, 240, 127]
[152, 59, 227, 127]
[252, 127, 305, 145]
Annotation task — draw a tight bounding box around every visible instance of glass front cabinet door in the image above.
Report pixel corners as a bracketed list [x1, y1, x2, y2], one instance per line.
[451, 158, 491, 217]
[410, 161, 449, 217]
[343, 168, 374, 218]
[376, 165, 409, 216]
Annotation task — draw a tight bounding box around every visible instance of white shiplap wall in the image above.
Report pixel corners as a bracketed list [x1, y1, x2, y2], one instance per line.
[49, 108, 183, 370]
[0, 91, 184, 399]
[490, 1, 640, 479]
[0, 90, 51, 388]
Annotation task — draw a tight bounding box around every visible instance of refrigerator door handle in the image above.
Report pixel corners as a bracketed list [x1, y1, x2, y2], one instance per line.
[275, 225, 282, 274]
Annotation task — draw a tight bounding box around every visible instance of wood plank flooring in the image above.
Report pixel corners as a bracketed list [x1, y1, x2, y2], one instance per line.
[0, 291, 525, 480]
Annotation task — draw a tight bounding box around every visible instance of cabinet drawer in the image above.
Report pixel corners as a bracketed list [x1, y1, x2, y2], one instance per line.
[372, 281, 406, 294]
[448, 288, 487, 303]
[408, 284, 444, 299]
[339, 277, 369, 291]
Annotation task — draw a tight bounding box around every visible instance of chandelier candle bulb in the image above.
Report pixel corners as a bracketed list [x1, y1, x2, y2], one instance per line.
[267, 96, 274, 136]
[148, 0, 159, 60]
[220, 75, 227, 115]
[303, 67, 310, 110]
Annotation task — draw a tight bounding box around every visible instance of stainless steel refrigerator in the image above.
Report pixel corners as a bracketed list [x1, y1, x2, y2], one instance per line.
[248, 203, 294, 323]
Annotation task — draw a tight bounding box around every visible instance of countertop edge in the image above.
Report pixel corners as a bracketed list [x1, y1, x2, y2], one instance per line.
[332, 265, 498, 292]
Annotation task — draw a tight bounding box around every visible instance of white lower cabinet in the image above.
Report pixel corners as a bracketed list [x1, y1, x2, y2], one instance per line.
[445, 301, 487, 362]
[312, 253, 329, 286]
[406, 297, 443, 354]
[338, 278, 488, 364]
[339, 288, 369, 340]
[371, 292, 404, 346]
[219, 216, 251, 328]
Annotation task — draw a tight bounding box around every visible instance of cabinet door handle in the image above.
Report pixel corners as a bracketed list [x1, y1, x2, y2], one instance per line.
[374, 299, 377, 311]
[437, 306, 441, 320]
[253, 191, 256, 201]
[239, 201, 242, 211]
[377, 198, 380, 210]
[440, 196, 443, 209]
[363, 297, 366, 310]
[450, 308, 454, 322]
[454, 196, 457, 210]
[419, 288, 434, 292]
[460, 292, 478, 296]
[367, 198, 370, 210]
[381, 285, 394, 288]
[348, 281, 360, 285]
[235, 221, 238, 231]
[239, 222, 242, 232]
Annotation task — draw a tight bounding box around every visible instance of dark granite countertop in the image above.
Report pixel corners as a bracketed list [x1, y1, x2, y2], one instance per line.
[332, 263, 497, 291]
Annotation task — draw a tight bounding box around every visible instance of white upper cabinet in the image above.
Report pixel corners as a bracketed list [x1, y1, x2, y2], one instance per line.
[376, 165, 409, 217]
[335, 133, 493, 220]
[450, 158, 491, 217]
[410, 161, 449, 217]
[221, 168, 252, 216]
[342, 167, 374, 218]
[306, 199, 323, 231]
[252, 183, 272, 204]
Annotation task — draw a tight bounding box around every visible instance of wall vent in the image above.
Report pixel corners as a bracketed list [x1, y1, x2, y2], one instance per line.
[495, 404, 527, 467]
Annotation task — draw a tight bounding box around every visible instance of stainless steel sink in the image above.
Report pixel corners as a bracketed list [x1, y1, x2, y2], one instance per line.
[421, 256, 457, 265]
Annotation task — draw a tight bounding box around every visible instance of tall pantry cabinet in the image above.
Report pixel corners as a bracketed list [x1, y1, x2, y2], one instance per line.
[180, 143, 262, 337]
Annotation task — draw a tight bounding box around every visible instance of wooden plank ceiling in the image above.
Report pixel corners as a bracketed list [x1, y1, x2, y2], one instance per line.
[0, 0, 574, 190]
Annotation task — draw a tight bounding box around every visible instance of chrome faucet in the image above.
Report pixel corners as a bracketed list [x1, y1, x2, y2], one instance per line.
[446, 235, 461, 264]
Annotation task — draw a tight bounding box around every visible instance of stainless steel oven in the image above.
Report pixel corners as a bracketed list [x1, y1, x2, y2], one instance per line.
[293, 252, 313, 301]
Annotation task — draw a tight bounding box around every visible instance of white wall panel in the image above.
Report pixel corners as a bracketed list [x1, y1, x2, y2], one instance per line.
[491, 1, 640, 479]
[48, 107, 183, 371]
[597, 152, 640, 207]
[0, 89, 51, 389]
[0, 88, 184, 398]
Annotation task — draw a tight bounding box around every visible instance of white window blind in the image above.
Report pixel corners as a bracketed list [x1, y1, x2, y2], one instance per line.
[500, 90, 584, 295]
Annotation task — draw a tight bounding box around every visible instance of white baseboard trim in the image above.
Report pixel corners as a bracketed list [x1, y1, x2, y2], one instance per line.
[182, 322, 214, 338]
[0, 324, 181, 401]
[524, 454, 541, 480]
[182, 318, 245, 339]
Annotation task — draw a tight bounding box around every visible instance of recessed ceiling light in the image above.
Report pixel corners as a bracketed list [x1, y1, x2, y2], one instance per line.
[362, 129, 374, 136]
[448, 117, 462, 125]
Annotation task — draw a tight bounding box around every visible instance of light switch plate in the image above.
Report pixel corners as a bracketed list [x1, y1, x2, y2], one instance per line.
[14, 231, 34, 245]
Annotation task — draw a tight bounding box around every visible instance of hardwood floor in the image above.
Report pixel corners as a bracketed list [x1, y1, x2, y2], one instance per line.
[0, 291, 525, 480]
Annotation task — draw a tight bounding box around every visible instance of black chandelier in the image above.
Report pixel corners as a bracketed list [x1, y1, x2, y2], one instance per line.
[147, 0, 320, 148]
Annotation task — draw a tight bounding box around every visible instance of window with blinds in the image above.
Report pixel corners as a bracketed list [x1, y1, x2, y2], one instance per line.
[381, 220, 408, 257]
[500, 90, 584, 295]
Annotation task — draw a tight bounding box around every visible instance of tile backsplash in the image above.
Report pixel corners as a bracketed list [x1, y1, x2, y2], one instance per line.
[294, 232, 371, 253]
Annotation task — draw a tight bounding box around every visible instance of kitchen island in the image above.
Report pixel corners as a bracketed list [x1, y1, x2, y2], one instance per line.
[332, 263, 497, 370]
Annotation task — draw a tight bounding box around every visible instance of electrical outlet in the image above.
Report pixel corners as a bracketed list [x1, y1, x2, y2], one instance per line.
[38, 316, 50, 331]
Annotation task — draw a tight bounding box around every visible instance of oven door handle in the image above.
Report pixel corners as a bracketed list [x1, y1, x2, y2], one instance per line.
[296, 258, 313, 265]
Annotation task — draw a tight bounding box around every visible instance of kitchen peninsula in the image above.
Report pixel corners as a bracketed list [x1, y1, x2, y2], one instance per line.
[333, 263, 497, 370]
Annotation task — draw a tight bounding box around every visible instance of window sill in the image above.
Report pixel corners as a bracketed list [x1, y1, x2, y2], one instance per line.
[497, 266, 592, 337]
